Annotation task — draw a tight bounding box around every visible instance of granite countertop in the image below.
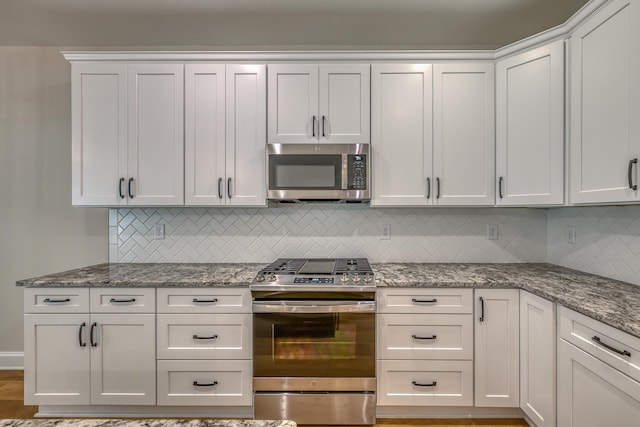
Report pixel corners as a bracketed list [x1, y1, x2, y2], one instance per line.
[0, 420, 295, 427]
[16, 261, 640, 338]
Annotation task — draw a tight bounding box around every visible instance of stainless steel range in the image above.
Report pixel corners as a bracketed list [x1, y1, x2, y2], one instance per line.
[251, 258, 376, 425]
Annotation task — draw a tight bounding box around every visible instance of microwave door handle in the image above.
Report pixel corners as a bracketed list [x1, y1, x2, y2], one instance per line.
[342, 154, 348, 189]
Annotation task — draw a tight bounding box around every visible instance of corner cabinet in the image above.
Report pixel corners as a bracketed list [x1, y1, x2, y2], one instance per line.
[72, 63, 184, 206]
[496, 40, 565, 206]
[267, 64, 370, 144]
[569, 0, 640, 204]
[371, 63, 494, 207]
[185, 64, 266, 206]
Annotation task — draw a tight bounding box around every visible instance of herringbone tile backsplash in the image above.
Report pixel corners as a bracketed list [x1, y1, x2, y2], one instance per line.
[110, 205, 547, 263]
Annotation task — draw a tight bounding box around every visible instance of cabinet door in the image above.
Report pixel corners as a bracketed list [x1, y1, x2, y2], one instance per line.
[570, 0, 640, 204]
[23, 314, 90, 405]
[474, 289, 519, 407]
[520, 291, 556, 427]
[71, 64, 127, 206]
[90, 313, 156, 405]
[557, 339, 640, 427]
[319, 64, 370, 143]
[184, 64, 226, 206]
[226, 64, 267, 206]
[496, 41, 565, 206]
[128, 64, 184, 205]
[267, 64, 318, 143]
[433, 63, 495, 206]
[371, 64, 433, 206]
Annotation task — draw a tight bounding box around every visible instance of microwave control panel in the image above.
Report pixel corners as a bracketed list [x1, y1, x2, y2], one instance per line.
[348, 155, 367, 190]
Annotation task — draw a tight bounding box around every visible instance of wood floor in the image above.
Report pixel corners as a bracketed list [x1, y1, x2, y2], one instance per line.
[0, 371, 528, 426]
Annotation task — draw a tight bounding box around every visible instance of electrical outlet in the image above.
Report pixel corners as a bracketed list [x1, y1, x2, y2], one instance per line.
[380, 224, 391, 240]
[487, 224, 499, 240]
[154, 224, 165, 240]
[566, 225, 576, 244]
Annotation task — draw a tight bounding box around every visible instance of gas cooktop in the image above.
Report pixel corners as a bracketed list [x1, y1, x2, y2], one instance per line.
[251, 257, 375, 290]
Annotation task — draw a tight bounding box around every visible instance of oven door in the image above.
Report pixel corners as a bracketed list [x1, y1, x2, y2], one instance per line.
[253, 300, 375, 378]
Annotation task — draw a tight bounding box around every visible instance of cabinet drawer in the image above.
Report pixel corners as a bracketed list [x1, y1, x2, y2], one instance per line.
[377, 360, 473, 406]
[24, 288, 89, 313]
[157, 314, 251, 359]
[157, 359, 252, 406]
[90, 288, 155, 313]
[377, 313, 473, 359]
[157, 288, 251, 313]
[377, 288, 472, 314]
[559, 306, 640, 384]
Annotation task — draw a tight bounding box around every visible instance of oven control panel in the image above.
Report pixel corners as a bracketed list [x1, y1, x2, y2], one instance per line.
[294, 277, 335, 284]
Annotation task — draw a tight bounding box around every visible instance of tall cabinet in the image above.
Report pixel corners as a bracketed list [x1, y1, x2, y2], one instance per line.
[569, 0, 640, 204]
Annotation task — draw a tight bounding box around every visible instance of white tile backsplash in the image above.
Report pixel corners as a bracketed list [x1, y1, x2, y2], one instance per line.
[111, 205, 547, 263]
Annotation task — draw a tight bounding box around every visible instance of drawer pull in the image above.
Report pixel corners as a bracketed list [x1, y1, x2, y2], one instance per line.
[193, 334, 218, 340]
[109, 298, 136, 304]
[411, 298, 437, 304]
[192, 298, 219, 304]
[44, 298, 71, 304]
[412, 334, 437, 341]
[412, 381, 437, 387]
[193, 380, 218, 387]
[592, 336, 631, 357]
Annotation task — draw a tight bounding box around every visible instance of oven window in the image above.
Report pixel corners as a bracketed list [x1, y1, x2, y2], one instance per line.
[254, 312, 375, 377]
[269, 155, 342, 189]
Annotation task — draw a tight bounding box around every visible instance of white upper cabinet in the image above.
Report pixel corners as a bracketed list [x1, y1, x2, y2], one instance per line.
[496, 40, 565, 206]
[185, 64, 266, 206]
[72, 63, 184, 206]
[570, 0, 640, 204]
[371, 64, 433, 206]
[268, 64, 370, 144]
[433, 63, 495, 206]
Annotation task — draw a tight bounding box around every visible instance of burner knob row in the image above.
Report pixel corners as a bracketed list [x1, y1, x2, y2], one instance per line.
[340, 273, 373, 284]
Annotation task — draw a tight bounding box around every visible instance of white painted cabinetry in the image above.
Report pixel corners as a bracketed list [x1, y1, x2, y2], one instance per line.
[185, 64, 266, 206]
[557, 306, 640, 426]
[569, 0, 640, 204]
[377, 288, 474, 407]
[474, 289, 519, 407]
[520, 291, 556, 427]
[267, 64, 370, 143]
[496, 40, 565, 206]
[72, 63, 184, 206]
[23, 288, 156, 406]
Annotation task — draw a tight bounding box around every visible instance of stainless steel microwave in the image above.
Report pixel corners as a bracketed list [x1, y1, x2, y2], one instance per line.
[267, 143, 370, 201]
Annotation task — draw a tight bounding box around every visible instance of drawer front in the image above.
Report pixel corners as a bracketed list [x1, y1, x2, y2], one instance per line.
[559, 306, 640, 384]
[157, 314, 251, 359]
[90, 288, 155, 313]
[377, 360, 473, 406]
[378, 313, 473, 359]
[157, 288, 251, 313]
[157, 359, 252, 406]
[377, 288, 473, 314]
[24, 288, 89, 313]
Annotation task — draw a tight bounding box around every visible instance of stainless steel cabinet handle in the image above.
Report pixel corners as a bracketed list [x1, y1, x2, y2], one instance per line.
[109, 298, 136, 304]
[322, 116, 327, 137]
[218, 178, 223, 199]
[412, 381, 437, 387]
[44, 298, 71, 304]
[193, 334, 218, 340]
[227, 177, 232, 199]
[192, 298, 218, 304]
[312, 116, 316, 137]
[412, 334, 437, 340]
[412, 298, 437, 304]
[128, 177, 135, 199]
[426, 177, 431, 199]
[90, 322, 98, 347]
[193, 381, 218, 387]
[119, 178, 125, 199]
[499, 176, 504, 199]
[479, 296, 485, 322]
[629, 158, 638, 190]
[592, 336, 631, 357]
[436, 177, 441, 199]
[79, 322, 87, 347]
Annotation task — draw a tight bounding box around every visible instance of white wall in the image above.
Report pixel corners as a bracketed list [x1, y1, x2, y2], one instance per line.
[0, 47, 108, 365]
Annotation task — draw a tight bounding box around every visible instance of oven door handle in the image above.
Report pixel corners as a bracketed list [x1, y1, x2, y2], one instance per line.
[252, 300, 376, 313]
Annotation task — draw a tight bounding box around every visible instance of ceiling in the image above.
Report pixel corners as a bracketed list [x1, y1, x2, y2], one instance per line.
[0, 0, 590, 49]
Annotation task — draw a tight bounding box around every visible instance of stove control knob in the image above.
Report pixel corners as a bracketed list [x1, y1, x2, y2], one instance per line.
[364, 275, 372, 283]
[341, 273, 349, 283]
[353, 274, 361, 283]
[256, 275, 265, 282]
[267, 275, 277, 282]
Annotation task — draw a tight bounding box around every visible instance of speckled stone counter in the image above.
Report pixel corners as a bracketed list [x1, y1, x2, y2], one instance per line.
[0, 420, 294, 427]
[373, 263, 640, 339]
[15, 263, 265, 288]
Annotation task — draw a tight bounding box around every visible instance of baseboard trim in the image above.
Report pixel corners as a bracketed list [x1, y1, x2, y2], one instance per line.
[377, 406, 526, 419]
[36, 405, 253, 418]
[0, 352, 24, 370]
